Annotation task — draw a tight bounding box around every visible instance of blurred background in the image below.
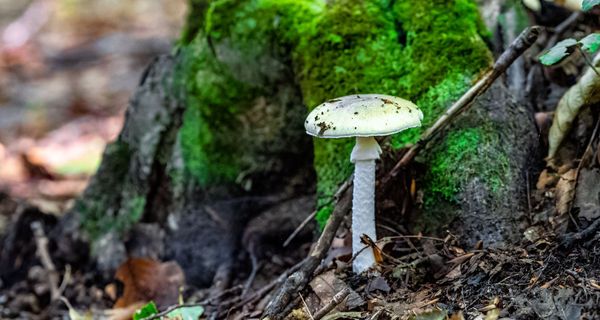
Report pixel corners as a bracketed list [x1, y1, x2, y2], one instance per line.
[0, 0, 186, 215]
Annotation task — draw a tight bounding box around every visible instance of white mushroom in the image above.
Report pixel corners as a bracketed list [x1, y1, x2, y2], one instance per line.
[305, 94, 423, 274]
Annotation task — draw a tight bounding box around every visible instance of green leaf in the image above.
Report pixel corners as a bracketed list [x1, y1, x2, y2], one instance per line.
[582, 0, 600, 11]
[133, 302, 159, 320]
[579, 33, 600, 54]
[539, 38, 578, 65]
[166, 306, 204, 320]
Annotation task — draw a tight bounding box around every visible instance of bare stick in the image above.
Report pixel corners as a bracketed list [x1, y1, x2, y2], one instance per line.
[31, 221, 61, 300]
[283, 210, 317, 247]
[313, 288, 351, 320]
[384, 26, 542, 182]
[262, 188, 353, 319]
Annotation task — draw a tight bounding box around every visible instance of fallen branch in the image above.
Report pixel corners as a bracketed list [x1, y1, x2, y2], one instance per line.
[262, 188, 353, 319]
[384, 26, 542, 182]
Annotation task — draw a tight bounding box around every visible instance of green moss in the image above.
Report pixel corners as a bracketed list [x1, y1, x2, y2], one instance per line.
[176, 0, 322, 188]
[177, 45, 253, 185]
[426, 127, 508, 203]
[419, 124, 511, 230]
[77, 141, 150, 239]
[287, 0, 492, 224]
[176, 1, 268, 186]
[176, 0, 494, 225]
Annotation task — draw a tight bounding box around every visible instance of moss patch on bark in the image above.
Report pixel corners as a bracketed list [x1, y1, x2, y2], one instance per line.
[176, 0, 494, 227]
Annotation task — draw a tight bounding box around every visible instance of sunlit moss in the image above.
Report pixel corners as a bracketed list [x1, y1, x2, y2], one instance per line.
[176, 0, 494, 227]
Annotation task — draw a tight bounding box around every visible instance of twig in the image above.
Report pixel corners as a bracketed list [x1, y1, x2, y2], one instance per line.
[31, 221, 61, 300]
[384, 26, 542, 182]
[283, 210, 317, 247]
[559, 215, 600, 249]
[546, 12, 582, 50]
[578, 46, 600, 76]
[313, 288, 351, 320]
[262, 187, 353, 319]
[217, 261, 303, 318]
[242, 257, 261, 297]
[57, 264, 71, 294]
[299, 293, 315, 320]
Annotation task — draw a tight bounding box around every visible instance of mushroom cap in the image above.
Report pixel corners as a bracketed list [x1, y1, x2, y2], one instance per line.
[305, 94, 423, 138]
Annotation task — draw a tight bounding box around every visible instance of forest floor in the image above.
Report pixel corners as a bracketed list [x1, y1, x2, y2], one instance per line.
[1, 1, 600, 320]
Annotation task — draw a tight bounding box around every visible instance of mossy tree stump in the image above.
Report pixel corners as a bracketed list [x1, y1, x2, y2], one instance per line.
[63, 0, 537, 286]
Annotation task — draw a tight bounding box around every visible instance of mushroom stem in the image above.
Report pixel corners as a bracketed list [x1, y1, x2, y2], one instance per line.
[350, 136, 381, 274]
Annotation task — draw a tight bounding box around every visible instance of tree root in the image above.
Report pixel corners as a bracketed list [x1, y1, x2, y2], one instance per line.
[559, 216, 600, 249]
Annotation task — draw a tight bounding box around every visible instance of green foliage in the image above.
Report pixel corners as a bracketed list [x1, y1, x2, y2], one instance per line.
[167, 306, 205, 319]
[580, 33, 600, 54]
[133, 302, 158, 320]
[539, 38, 577, 65]
[583, 0, 600, 11]
[540, 35, 600, 66]
[132, 301, 204, 320]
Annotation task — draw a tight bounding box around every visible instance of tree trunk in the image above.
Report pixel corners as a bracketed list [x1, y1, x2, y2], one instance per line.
[55, 0, 539, 286]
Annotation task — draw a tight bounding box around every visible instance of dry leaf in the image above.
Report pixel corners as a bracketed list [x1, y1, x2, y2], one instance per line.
[536, 169, 558, 190]
[547, 54, 600, 162]
[114, 258, 185, 310]
[555, 169, 577, 216]
[359, 234, 383, 265]
[310, 270, 364, 309]
[445, 265, 462, 280]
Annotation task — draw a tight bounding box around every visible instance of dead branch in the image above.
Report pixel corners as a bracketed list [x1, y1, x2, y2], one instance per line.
[384, 26, 542, 183]
[312, 288, 351, 320]
[283, 210, 317, 247]
[262, 188, 353, 319]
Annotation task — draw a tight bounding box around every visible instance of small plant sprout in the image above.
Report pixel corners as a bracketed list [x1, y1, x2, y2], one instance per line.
[539, 33, 600, 76]
[305, 94, 423, 274]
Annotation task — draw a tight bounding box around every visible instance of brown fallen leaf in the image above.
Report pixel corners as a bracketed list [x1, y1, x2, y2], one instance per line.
[114, 258, 185, 310]
[553, 169, 577, 232]
[309, 270, 364, 310]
